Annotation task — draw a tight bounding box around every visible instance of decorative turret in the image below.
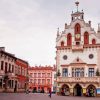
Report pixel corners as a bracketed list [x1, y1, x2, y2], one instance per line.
[57, 27, 60, 37]
[75, 1, 79, 12]
[65, 23, 67, 29]
[71, 1, 84, 21]
[97, 23, 100, 38]
[88, 21, 91, 27]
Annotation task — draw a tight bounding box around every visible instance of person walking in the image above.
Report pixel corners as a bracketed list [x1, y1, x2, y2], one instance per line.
[48, 88, 52, 98]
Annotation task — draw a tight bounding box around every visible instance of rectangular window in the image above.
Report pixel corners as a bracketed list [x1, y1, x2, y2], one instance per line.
[34, 73, 37, 77]
[42, 79, 45, 85]
[15, 66, 18, 75]
[12, 65, 14, 73]
[62, 68, 68, 77]
[30, 73, 33, 77]
[34, 79, 37, 84]
[38, 79, 41, 85]
[1, 61, 4, 70]
[72, 68, 84, 77]
[38, 73, 41, 77]
[5, 62, 8, 73]
[88, 68, 94, 77]
[47, 73, 50, 77]
[75, 68, 80, 77]
[47, 79, 50, 84]
[9, 64, 11, 72]
[42, 73, 45, 77]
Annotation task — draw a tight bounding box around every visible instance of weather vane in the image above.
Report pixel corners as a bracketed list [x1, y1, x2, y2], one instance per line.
[75, 1, 79, 12]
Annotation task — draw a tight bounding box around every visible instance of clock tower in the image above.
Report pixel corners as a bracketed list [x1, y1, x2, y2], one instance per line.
[56, 2, 100, 97]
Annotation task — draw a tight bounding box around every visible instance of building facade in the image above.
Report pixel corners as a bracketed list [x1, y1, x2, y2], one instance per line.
[15, 58, 28, 92]
[28, 65, 56, 93]
[56, 2, 100, 96]
[0, 47, 29, 92]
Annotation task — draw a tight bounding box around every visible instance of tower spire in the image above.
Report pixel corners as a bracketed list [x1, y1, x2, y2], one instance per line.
[57, 27, 60, 37]
[98, 23, 100, 32]
[75, 1, 79, 12]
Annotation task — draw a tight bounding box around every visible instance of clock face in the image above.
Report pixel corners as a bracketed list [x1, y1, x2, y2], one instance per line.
[75, 34, 80, 39]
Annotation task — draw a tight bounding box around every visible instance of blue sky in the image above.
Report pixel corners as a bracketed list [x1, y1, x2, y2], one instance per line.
[0, 0, 100, 66]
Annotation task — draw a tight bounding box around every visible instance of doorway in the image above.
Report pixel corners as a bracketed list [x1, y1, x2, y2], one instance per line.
[61, 84, 70, 96]
[86, 85, 96, 97]
[74, 84, 82, 96]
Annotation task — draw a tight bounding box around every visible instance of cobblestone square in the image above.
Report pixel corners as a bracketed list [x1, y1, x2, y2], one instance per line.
[0, 93, 100, 100]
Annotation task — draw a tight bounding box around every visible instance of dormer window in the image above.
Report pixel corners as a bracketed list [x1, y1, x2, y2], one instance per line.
[75, 23, 81, 41]
[67, 33, 72, 46]
[84, 32, 89, 44]
[92, 39, 96, 45]
[61, 41, 64, 46]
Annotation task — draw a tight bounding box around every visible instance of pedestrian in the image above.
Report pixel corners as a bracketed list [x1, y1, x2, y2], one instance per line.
[26, 89, 29, 94]
[48, 88, 52, 98]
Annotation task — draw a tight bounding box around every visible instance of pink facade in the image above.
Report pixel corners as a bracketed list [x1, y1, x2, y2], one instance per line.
[28, 66, 54, 93]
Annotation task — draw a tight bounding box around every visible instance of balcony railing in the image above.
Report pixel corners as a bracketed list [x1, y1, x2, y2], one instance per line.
[57, 77, 100, 83]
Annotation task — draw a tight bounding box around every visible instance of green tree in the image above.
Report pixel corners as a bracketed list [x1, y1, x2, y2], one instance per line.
[96, 69, 100, 76]
[56, 69, 61, 76]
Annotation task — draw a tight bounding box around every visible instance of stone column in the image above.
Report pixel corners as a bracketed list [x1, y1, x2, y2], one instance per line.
[70, 88, 74, 96]
[68, 67, 71, 77]
[85, 66, 88, 77]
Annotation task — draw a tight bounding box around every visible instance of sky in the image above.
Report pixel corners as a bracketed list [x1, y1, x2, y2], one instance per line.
[0, 0, 100, 66]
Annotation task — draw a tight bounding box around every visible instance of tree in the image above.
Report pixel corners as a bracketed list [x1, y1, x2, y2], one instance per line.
[96, 69, 100, 76]
[56, 69, 61, 76]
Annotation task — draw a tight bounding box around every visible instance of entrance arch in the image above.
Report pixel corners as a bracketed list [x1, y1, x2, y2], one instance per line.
[86, 84, 96, 97]
[61, 84, 70, 96]
[74, 84, 82, 96]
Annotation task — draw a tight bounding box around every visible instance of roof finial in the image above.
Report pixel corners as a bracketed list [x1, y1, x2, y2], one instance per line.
[75, 1, 79, 12]
[57, 27, 60, 37]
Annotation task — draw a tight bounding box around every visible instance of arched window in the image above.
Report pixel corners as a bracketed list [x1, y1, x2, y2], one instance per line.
[75, 23, 81, 41]
[67, 33, 72, 46]
[61, 41, 64, 46]
[92, 39, 96, 45]
[84, 32, 89, 44]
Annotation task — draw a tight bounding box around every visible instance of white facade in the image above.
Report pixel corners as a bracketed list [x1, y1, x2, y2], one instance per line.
[56, 2, 100, 96]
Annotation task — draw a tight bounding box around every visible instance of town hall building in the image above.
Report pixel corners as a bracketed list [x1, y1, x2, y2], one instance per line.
[56, 2, 100, 96]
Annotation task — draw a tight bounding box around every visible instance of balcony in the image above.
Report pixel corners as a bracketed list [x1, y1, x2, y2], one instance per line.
[57, 77, 100, 83]
[72, 45, 83, 51]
